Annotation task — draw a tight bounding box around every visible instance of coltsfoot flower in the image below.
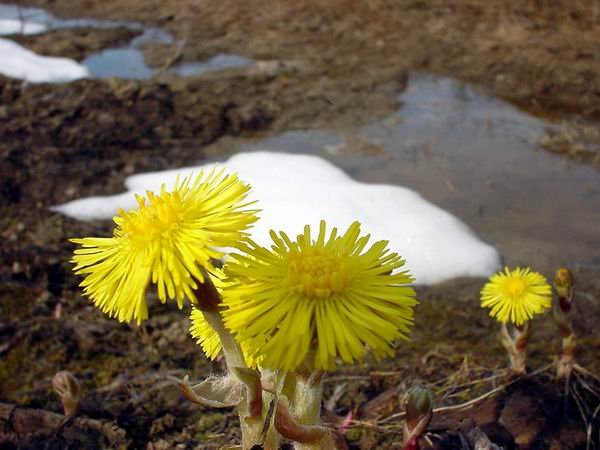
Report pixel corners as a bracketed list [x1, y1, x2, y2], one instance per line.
[481, 267, 552, 325]
[71, 168, 257, 324]
[222, 220, 417, 371]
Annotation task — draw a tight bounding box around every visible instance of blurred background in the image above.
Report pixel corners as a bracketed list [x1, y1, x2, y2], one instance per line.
[1, 1, 599, 449]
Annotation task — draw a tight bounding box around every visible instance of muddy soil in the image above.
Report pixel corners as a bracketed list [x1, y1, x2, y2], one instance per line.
[11, 27, 140, 62]
[12, 0, 600, 119]
[1, 0, 600, 449]
[1, 271, 599, 449]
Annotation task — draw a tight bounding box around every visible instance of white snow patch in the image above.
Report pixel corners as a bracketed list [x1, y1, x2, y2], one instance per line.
[0, 37, 90, 83]
[0, 19, 47, 35]
[53, 152, 501, 285]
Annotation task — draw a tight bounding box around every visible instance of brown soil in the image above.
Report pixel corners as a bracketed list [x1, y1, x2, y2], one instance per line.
[10, 27, 139, 62]
[1, 272, 599, 449]
[12, 0, 600, 120]
[1, 0, 600, 449]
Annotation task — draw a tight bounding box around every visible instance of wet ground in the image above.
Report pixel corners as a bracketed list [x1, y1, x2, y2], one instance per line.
[1, 1, 599, 449]
[2, 3, 256, 78]
[202, 74, 600, 273]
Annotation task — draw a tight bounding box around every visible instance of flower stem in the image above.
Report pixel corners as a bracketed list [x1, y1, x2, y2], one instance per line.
[553, 268, 576, 380]
[554, 305, 576, 380]
[291, 371, 333, 450]
[202, 307, 246, 370]
[500, 322, 531, 374]
[194, 270, 247, 371]
[195, 275, 277, 449]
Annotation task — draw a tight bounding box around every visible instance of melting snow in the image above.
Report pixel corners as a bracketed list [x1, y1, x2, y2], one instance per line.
[0, 37, 90, 83]
[53, 152, 501, 285]
[0, 4, 48, 36]
[0, 19, 47, 35]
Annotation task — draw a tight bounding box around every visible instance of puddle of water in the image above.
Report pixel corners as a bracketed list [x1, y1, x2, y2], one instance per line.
[171, 53, 255, 77]
[210, 74, 600, 272]
[82, 47, 153, 79]
[0, 4, 254, 79]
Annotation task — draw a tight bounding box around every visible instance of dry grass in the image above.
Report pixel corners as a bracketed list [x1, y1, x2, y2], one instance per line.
[539, 121, 600, 166]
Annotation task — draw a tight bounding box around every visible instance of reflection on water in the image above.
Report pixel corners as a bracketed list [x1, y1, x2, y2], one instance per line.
[83, 47, 152, 79]
[210, 75, 600, 272]
[0, 4, 254, 79]
[171, 54, 255, 77]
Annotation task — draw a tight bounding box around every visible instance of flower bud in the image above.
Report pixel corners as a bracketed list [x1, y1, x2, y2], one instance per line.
[52, 371, 82, 417]
[554, 268, 574, 312]
[403, 385, 433, 450]
[405, 385, 432, 431]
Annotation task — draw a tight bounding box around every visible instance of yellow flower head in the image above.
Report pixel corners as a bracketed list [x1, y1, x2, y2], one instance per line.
[222, 220, 417, 371]
[70, 168, 257, 324]
[480, 267, 552, 325]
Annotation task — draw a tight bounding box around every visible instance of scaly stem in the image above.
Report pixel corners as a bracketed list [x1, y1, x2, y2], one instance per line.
[273, 370, 345, 449]
[195, 275, 278, 449]
[201, 308, 263, 448]
[293, 371, 324, 427]
[552, 269, 576, 380]
[554, 302, 576, 380]
[291, 371, 331, 450]
[500, 322, 531, 374]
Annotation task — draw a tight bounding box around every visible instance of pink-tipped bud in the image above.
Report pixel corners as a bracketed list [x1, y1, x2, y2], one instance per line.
[52, 371, 82, 417]
[403, 385, 433, 450]
[405, 385, 433, 431]
[554, 268, 574, 312]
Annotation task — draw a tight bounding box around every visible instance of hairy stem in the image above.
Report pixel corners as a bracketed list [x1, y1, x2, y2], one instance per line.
[500, 322, 531, 374]
[195, 275, 278, 448]
[553, 293, 576, 380]
[554, 305, 576, 380]
[292, 371, 336, 450]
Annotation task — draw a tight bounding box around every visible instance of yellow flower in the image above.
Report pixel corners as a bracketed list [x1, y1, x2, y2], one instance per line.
[222, 220, 417, 371]
[480, 267, 552, 325]
[70, 168, 257, 324]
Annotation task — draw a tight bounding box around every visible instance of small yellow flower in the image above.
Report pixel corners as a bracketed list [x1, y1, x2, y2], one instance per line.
[222, 220, 417, 371]
[71, 168, 257, 324]
[481, 267, 552, 325]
